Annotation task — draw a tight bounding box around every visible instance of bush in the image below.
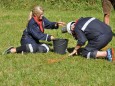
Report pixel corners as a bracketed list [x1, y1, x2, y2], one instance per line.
[0, 0, 101, 11]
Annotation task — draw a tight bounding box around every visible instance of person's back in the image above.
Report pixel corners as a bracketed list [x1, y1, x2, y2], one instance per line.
[75, 17, 112, 40]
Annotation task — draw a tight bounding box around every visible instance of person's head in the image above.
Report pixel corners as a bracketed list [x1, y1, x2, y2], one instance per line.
[31, 5, 44, 20]
[66, 21, 75, 34]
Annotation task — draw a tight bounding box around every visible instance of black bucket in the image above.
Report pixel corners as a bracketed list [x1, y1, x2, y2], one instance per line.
[53, 38, 68, 54]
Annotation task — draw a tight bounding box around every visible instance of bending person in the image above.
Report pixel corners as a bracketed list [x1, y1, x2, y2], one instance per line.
[65, 17, 114, 61]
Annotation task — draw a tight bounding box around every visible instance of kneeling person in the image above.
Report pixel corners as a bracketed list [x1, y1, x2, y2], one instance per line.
[3, 5, 65, 54]
[66, 17, 114, 61]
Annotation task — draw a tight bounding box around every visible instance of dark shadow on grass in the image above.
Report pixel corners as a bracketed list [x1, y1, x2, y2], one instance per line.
[50, 47, 84, 55]
[50, 48, 54, 52]
[50, 47, 73, 54]
[113, 32, 115, 37]
[67, 47, 84, 55]
[67, 47, 74, 53]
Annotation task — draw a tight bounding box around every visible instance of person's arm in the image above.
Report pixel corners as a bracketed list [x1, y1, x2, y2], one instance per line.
[75, 26, 87, 46]
[43, 16, 65, 29]
[69, 45, 81, 56]
[69, 26, 87, 56]
[27, 22, 54, 41]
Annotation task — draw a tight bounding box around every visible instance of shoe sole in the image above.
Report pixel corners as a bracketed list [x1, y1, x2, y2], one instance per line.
[112, 48, 115, 61]
[2, 46, 14, 55]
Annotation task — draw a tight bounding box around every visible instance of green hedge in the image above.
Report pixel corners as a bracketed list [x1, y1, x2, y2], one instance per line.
[0, 0, 101, 11]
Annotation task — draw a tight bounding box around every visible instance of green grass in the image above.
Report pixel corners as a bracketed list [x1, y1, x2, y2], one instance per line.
[0, 4, 115, 86]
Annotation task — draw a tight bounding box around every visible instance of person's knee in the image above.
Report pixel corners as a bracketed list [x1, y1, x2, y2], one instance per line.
[26, 44, 37, 53]
[38, 44, 49, 53]
[26, 44, 49, 53]
[104, 14, 110, 17]
[82, 50, 97, 59]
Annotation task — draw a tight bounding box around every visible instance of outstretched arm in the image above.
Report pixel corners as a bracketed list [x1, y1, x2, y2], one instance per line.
[43, 17, 65, 29]
[69, 45, 81, 56]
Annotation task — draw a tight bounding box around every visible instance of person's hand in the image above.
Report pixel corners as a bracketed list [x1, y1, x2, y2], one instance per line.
[69, 49, 78, 56]
[50, 36, 55, 41]
[57, 22, 66, 27]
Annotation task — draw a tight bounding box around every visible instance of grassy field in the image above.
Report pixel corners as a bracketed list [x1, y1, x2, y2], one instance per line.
[0, 1, 115, 86]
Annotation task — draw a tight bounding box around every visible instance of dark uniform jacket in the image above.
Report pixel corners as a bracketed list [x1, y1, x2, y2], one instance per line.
[21, 16, 58, 45]
[74, 17, 112, 46]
